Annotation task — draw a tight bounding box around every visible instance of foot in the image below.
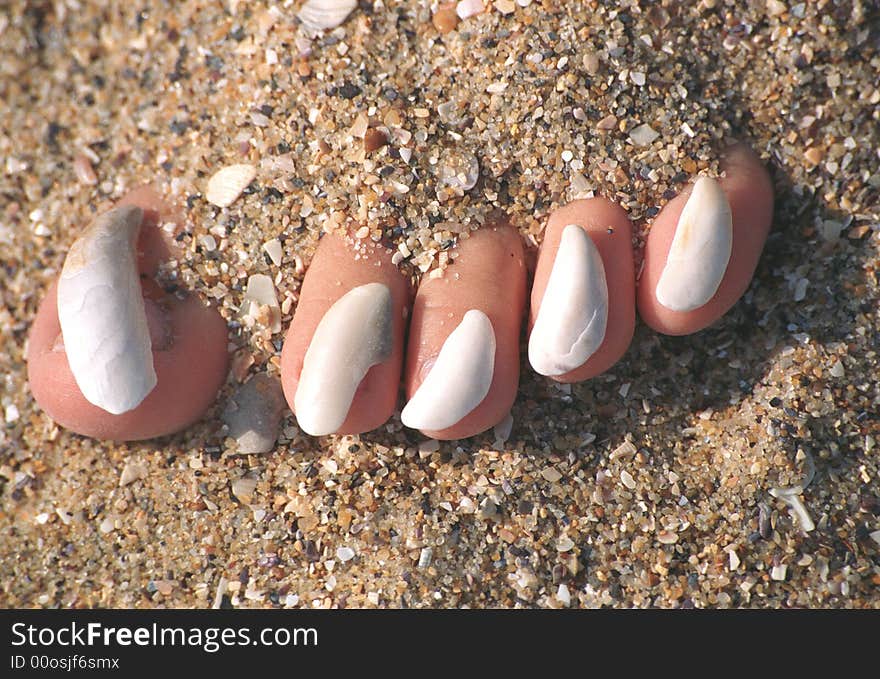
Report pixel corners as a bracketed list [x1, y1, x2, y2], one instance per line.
[27, 187, 229, 441]
[281, 142, 774, 440]
[28, 144, 772, 442]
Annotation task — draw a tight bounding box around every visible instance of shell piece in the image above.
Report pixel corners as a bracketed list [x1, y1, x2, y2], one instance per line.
[655, 176, 733, 311]
[401, 309, 495, 431]
[295, 283, 393, 436]
[297, 0, 357, 32]
[529, 225, 608, 376]
[57, 205, 157, 414]
[206, 163, 256, 208]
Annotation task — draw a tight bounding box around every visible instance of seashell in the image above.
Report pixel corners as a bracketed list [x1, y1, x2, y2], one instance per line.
[456, 0, 486, 20]
[297, 0, 357, 32]
[57, 205, 157, 414]
[206, 163, 256, 208]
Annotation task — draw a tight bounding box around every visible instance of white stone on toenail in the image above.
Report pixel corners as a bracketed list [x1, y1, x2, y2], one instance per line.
[294, 282, 393, 436]
[57, 205, 157, 414]
[401, 309, 495, 431]
[655, 176, 733, 312]
[529, 225, 608, 376]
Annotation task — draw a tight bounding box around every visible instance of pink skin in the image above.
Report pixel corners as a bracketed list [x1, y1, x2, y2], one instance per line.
[27, 187, 230, 441]
[280, 232, 412, 436]
[637, 144, 775, 335]
[29, 146, 772, 441]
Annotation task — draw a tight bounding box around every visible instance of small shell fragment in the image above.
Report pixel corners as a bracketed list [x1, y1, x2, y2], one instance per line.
[298, 0, 357, 32]
[206, 163, 256, 208]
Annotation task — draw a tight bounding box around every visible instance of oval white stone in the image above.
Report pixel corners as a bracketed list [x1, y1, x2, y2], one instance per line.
[655, 176, 733, 312]
[401, 309, 495, 431]
[294, 282, 393, 436]
[57, 205, 157, 415]
[529, 225, 608, 376]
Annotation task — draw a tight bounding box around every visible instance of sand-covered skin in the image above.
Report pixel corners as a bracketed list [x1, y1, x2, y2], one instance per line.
[1, 1, 879, 608]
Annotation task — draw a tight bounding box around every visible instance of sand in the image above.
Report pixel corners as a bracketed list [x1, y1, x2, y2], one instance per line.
[1, 0, 878, 608]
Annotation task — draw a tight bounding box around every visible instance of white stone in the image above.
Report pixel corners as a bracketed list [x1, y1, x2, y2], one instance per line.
[655, 177, 732, 311]
[529, 225, 607, 376]
[295, 283, 393, 436]
[401, 310, 495, 431]
[57, 206, 157, 414]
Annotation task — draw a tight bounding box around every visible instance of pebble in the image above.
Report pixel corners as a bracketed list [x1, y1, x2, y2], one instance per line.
[231, 476, 258, 505]
[73, 154, 98, 185]
[418, 547, 433, 568]
[262, 238, 283, 266]
[206, 163, 256, 208]
[620, 470, 637, 489]
[240, 273, 282, 333]
[119, 461, 147, 487]
[556, 583, 571, 606]
[629, 124, 660, 146]
[432, 4, 459, 33]
[223, 373, 285, 454]
[4, 404, 19, 423]
[770, 564, 788, 581]
[337, 547, 356, 562]
[541, 467, 563, 483]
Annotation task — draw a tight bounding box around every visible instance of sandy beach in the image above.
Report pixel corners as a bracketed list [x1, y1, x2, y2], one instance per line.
[1, 0, 878, 608]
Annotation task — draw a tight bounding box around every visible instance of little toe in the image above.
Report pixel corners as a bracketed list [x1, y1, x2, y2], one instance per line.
[528, 197, 635, 382]
[27, 189, 229, 440]
[637, 143, 774, 335]
[280, 231, 411, 437]
[402, 219, 527, 440]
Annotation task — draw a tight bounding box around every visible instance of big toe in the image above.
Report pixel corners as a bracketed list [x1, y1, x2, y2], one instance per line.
[27, 188, 229, 441]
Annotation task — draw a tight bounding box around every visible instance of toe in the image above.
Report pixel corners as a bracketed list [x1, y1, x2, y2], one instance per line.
[280, 231, 411, 437]
[28, 187, 228, 440]
[402, 219, 526, 440]
[528, 197, 635, 382]
[637, 143, 774, 335]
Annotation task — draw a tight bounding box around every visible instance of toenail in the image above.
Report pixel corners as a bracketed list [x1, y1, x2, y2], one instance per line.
[294, 282, 393, 436]
[655, 176, 732, 312]
[401, 309, 495, 431]
[56, 205, 158, 415]
[529, 225, 608, 376]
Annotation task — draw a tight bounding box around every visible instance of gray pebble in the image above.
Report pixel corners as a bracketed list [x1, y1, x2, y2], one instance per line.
[223, 373, 285, 454]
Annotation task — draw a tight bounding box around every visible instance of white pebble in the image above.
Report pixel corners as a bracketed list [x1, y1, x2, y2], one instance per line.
[629, 124, 660, 146]
[770, 564, 788, 581]
[4, 404, 20, 423]
[337, 547, 356, 562]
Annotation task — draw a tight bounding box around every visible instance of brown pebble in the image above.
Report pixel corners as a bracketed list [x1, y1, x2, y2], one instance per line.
[73, 155, 97, 186]
[432, 4, 459, 34]
[364, 127, 388, 153]
[804, 146, 824, 166]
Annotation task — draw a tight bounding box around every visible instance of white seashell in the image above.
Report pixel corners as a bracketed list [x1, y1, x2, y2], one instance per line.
[401, 309, 495, 431]
[206, 163, 256, 208]
[457, 0, 486, 20]
[529, 225, 608, 376]
[57, 205, 157, 414]
[297, 0, 357, 32]
[655, 176, 733, 312]
[295, 283, 394, 436]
